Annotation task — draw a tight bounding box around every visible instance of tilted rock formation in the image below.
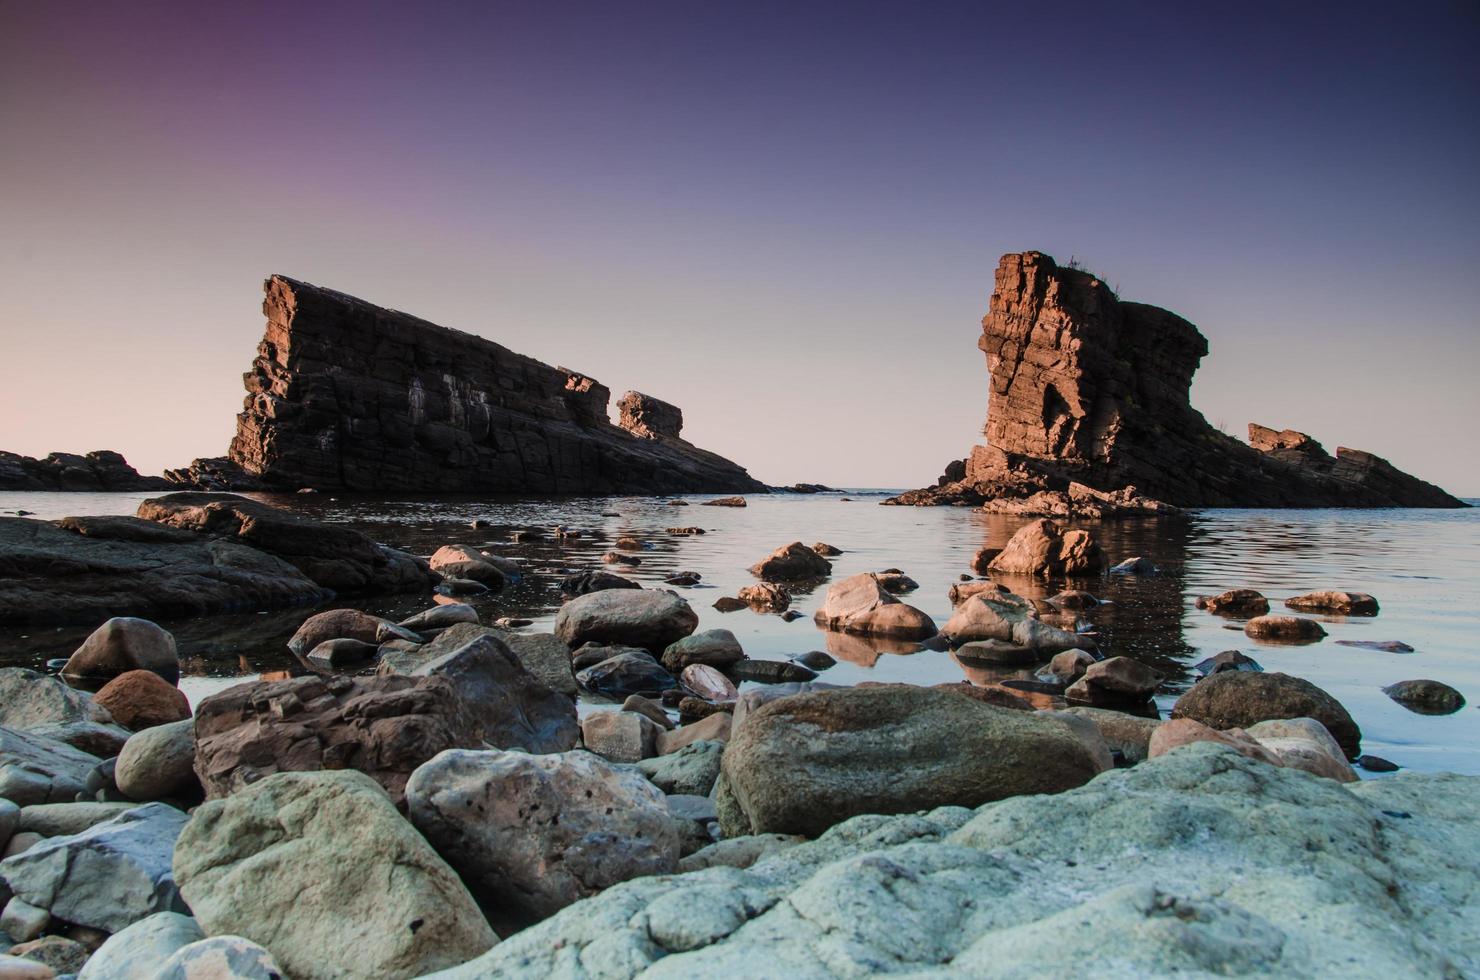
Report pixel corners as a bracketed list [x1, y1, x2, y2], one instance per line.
[225, 275, 765, 493]
[890, 251, 1465, 508]
[0, 450, 170, 491]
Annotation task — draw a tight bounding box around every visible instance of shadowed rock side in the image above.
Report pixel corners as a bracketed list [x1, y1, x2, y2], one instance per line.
[224, 275, 765, 494]
[891, 251, 1465, 508]
[0, 450, 171, 491]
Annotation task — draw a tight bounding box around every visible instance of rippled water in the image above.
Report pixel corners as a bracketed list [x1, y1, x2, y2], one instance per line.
[3, 490, 1477, 776]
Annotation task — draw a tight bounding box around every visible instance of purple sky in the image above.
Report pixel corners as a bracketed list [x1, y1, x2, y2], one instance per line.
[3, 1, 1477, 492]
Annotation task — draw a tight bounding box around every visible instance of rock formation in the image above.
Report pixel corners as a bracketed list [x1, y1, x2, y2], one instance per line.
[224, 275, 765, 493]
[0, 451, 170, 491]
[890, 251, 1465, 508]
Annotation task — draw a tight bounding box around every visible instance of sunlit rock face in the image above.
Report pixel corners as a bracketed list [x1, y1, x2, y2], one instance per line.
[894, 251, 1465, 508]
[225, 275, 765, 494]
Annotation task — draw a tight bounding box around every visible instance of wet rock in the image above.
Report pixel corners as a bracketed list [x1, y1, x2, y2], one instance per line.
[192, 673, 483, 807]
[569, 642, 640, 672]
[779, 609, 804, 622]
[1109, 556, 1157, 575]
[174, 769, 495, 979]
[286, 609, 387, 656]
[0, 727, 101, 805]
[398, 603, 480, 635]
[115, 719, 197, 803]
[947, 580, 1000, 606]
[91, 671, 190, 732]
[1244, 615, 1327, 643]
[74, 911, 203, 980]
[554, 589, 698, 653]
[1073, 657, 1165, 697]
[1172, 670, 1361, 759]
[1382, 679, 1465, 715]
[602, 551, 641, 566]
[666, 526, 706, 536]
[576, 650, 677, 700]
[748, 542, 832, 581]
[987, 519, 1104, 578]
[580, 711, 660, 762]
[1195, 589, 1270, 616]
[152, 935, 285, 979]
[711, 597, 747, 613]
[943, 594, 1089, 653]
[701, 497, 747, 508]
[969, 547, 1000, 575]
[0, 669, 113, 732]
[637, 740, 724, 797]
[813, 573, 937, 640]
[0, 803, 188, 933]
[407, 749, 678, 932]
[737, 583, 791, 612]
[720, 685, 1102, 837]
[621, 695, 674, 731]
[1192, 650, 1263, 675]
[1357, 755, 1400, 773]
[794, 650, 836, 671]
[437, 577, 488, 597]
[62, 618, 179, 686]
[559, 570, 641, 596]
[665, 572, 702, 587]
[1335, 639, 1414, 653]
[954, 640, 1041, 667]
[662, 630, 744, 672]
[429, 545, 508, 588]
[728, 661, 818, 684]
[304, 637, 378, 669]
[1042, 648, 1096, 684]
[1285, 591, 1379, 615]
[1047, 589, 1099, 609]
[679, 665, 737, 703]
[812, 542, 842, 557]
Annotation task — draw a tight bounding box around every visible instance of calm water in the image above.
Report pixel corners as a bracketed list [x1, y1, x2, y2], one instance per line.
[3, 490, 1477, 776]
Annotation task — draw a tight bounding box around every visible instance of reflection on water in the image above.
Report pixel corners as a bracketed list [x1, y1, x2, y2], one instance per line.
[2, 490, 1477, 775]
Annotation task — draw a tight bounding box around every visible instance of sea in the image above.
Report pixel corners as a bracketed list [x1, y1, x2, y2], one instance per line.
[3, 490, 1477, 776]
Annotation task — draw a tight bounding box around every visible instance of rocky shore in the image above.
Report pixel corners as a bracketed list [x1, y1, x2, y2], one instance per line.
[0, 495, 1474, 977]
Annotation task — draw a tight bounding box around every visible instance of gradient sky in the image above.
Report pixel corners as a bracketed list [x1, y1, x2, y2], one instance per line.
[2, 1, 1477, 492]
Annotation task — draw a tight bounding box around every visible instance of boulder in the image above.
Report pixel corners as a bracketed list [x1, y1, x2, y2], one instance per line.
[16, 802, 142, 837]
[0, 727, 102, 806]
[1172, 671, 1361, 759]
[679, 664, 737, 702]
[398, 604, 479, 633]
[559, 570, 641, 596]
[554, 589, 698, 653]
[621, 695, 674, 730]
[1245, 718, 1359, 782]
[702, 497, 747, 507]
[75, 911, 204, 980]
[173, 770, 495, 980]
[942, 594, 1089, 653]
[1192, 650, 1263, 675]
[115, 720, 198, 802]
[812, 543, 842, 557]
[987, 519, 1104, 577]
[1244, 615, 1327, 643]
[286, 609, 387, 656]
[1047, 589, 1099, 609]
[580, 711, 660, 763]
[406, 749, 680, 931]
[152, 936, 285, 979]
[191, 674, 483, 807]
[1109, 556, 1157, 575]
[429, 546, 507, 588]
[1382, 679, 1466, 714]
[575, 651, 677, 700]
[736, 583, 789, 611]
[1073, 657, 1164, 697]
[812, 573, 937, 640]
[62, 619, 179, 686]
[1285, 591, 1379, 615]
[91, 672, 190, 732]
[7, 935, 88, 974]
[0, 669, 113, 731]
[954, 640, 1042, 667]
[27, 719, 131, 758]
[1059, 707, 1161, 764]
[729, 660, 818, 684]
[637, 740, 724, 796]
[874, 572, 919, 594]
[0, 803, 188, 934]
[1195, 589, 1270, 616]
[1042, 649, 1096, 684]
[662, 630, 744, 672]
[748, 543, 832, 581]
[1149, 718, 1284, 767]
[720, 685, 1102, 837]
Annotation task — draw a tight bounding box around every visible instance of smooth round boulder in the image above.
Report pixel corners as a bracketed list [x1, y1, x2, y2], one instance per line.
[428, 545, 507, 588]
[91, 671, 190, 731]
[406, 748, 680, 933]
[720, 685, 1102, 838]
[115, 719, 198, 802]
[1382, 679, 1465, 715]
[63, 618, 179, 686]
[1171, 670, 1361, 759]
[554, 589, 699, 653]
[662, 629, 744, 672]
[1244, 615, 1327, 643]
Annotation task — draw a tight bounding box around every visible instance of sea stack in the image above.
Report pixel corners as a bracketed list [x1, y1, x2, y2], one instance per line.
[891, 251, 1465, 508]
[222, 276, 765, 494]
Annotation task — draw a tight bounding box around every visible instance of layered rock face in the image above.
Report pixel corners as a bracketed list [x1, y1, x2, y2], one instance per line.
[893, 251, 1465, 508]
[225, 276, 764, 493]
[0, 450, 170, 491]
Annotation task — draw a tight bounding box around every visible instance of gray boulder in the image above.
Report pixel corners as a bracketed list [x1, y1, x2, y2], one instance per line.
[0, 803, 188, 933]
[0, 726, 102, 805]
[418, 744, 1480, 979]
[0, 668, 113, 731]
[720, 685, 1101, 837]
[115, 719, 197, 802]
[407, 749, 680, 932]
[173, 769, 496, 980]
[553, 589, 698, 653]
[76, 911, 204, 980]
[637, 740, 724, 796]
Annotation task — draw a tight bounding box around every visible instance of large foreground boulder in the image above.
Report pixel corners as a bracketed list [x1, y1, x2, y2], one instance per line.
[553, 589, 698, 653]
[174, 769, 496, 980]
[719, 685, 1101, 837]
[1172, 671, 1361, 759]
[423, 744, 1480, 978]
[811, 574, 937, 640]
[407, 749, 679, 933]
[192, 674, 483, 807]
[0, 803, 188, 933]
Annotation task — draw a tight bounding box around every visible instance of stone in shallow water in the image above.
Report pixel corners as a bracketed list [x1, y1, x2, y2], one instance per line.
[1382, 679, 1466, 715]
[1171, 671, 1361, 759]
[63, 618, 179, 686]
[1285, 590, 1380, 615]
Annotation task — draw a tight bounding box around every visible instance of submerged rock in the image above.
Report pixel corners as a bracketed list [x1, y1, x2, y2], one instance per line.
[1244, 614, 1327, 643]
[1195, 589, 1269, 616]
[662, 630, 744, 672]
[1382, 679, 1466, 715]
[576, 650, 678, 700]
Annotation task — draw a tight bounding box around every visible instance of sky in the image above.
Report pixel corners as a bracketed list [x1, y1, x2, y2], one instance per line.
[2, 1, 1477, 492]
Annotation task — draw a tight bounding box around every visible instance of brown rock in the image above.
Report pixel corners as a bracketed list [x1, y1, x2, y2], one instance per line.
[428, 545, 507, 587]
[616, 391, 683, 440]
[1077, 657, 1164, 697]
[1244, 615, 1327, 643]
[969, 548, 1000, 575]
[1284, 591, 1380, 615]
[748, 542, 832, 581]
[701, 497, 748, 507]
[287, 608, 388, 656]
[621, 694, 674, 730]
[91, 670, 190, 731]
[987, 519, 1104, 578]
[812, 542, 842, 556]
[1043, 648, 1096, 684]
[1196, 589, 1270, 616]
[932, 682, 1034, 711]
[737, 583, 790, 611]
[813, 573, 937, 640]
[656, 711, 732, 755]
